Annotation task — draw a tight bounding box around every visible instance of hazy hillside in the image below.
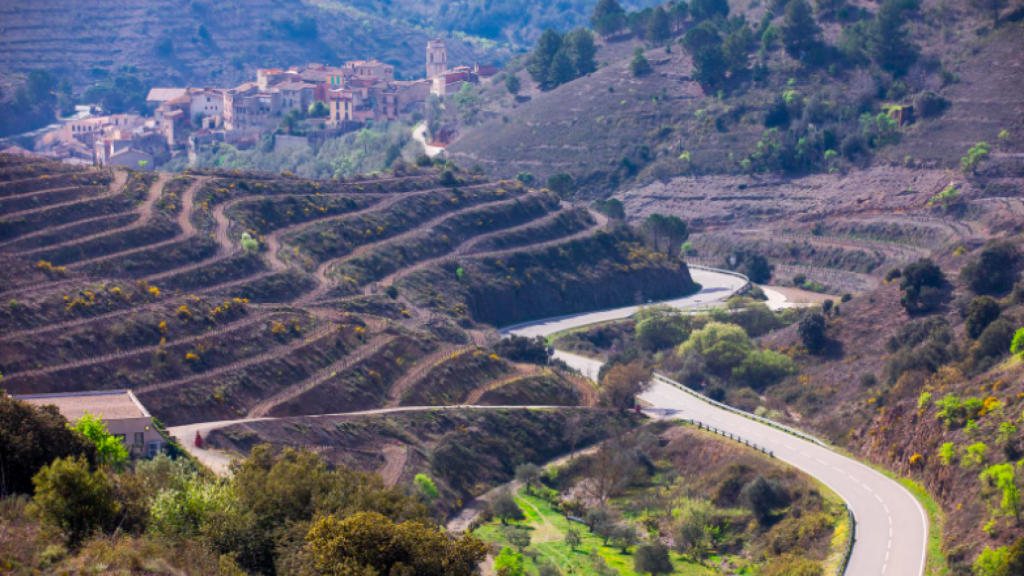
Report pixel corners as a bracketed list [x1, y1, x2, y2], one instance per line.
[447, 0, 1024, 193]
[0, 0, 508, 93]
[341, 0, 666, 47]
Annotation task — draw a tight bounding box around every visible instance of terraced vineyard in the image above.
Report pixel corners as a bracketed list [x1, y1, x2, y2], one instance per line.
[0, 155, 696, 436]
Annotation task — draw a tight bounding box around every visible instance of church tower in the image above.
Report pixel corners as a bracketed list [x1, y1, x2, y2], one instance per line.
[426, 38, 447, 79]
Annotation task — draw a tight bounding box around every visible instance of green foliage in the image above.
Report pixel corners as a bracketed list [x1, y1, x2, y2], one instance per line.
[528, 28, 597, 89]
[867, 0, 918, 74]
[82, 72, 150, 114]
[194, 121, 415, 178]
[761, 555, 824, 576]
[642, 213, 689, 254]
[962, 442, 988, 468]
[899, 258, 945, 314]
[677, 322, 754, 376]
[779, 0, 822, 58]
[980, 463, 1021, 521]
[690, 0, 730, 22]
[494, 546, 526, 576]
[630, 47, 653, 76]
[592, 0, 627, 37]
[635, 306, 691, 351]
[149, 470, 234, 538]
[72, 412, 128, 469]
[938, 442, 956, 466]
[414, 473, 439, 501]
[514, 463, 542, 493]
[732, 349, 796, 389]
[648, 7, 672, 44]
[683, 21, 721, 52]
[961, 242, 1021, 295]
[967, 296, 1002, 339]
[693, 45, 729, 89]
[975, 545, 1011, 576]
[0, 395, 96, 495]
[504, 525, 532, 551]
[546, 173, 576, 198]
[918, 392, 932, 410]
[634, 541, 673, 575]
[926, 184, 960, 209]
[240, 232, 259, 254]
[962, 141, 992, 174]
[306, 510, 486, 576]
[592, 198, 626, 219]
[971, 0, 1010, 26]
[742, 475, 791, 525]
[491, 489, 525, 524]
[798, 312, 827, 354]
[32, 456, 119, 546]
[307, 100, 329, 117]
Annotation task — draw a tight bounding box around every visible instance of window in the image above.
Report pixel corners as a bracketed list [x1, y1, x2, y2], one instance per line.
[134, 432, 144, 446]
[147, 441, 161, 458]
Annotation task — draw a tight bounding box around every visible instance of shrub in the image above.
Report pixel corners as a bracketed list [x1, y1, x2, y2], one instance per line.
[961, 141, 991, 174]
[492, 335, 551, 364]
[884, 267, 902, 282]
[725, 250, 773, 283]
[960, 242, 1021, 295]
[733, 349, 796, 390]
[798, 313, 827, 354]
[490, 489, 524, 524]
[966, 296, 1001, 339]
[635, 306, 691, 350]
[240, 232, 259, 253]
[634, 541, 673, 575]
[899, 258, 945, 314]
[961, 442, 988, 467]
[72, 412, 129, 469]
[938, 442, 955, 465]
[914, 90, 948, 118]
[414, 474, 438, 501]
[742, 475, 790, 525]
[630, 47, 652, 76]
[0, 396, 96, 495]
[32, 456, 119, 546]
[677, 322, 754, 375]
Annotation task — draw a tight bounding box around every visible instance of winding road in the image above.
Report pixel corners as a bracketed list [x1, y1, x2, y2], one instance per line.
[168, 266, 928, 576]
[503, 268, 928, 576]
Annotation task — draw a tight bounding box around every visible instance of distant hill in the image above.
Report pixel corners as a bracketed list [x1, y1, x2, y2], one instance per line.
[0, 0, 508, 93]
[447, 0, 1024, 194]
[340, 0, 665, 47]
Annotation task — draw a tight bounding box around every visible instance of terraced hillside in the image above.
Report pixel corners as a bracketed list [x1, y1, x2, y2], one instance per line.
[0, 155, 696, 430]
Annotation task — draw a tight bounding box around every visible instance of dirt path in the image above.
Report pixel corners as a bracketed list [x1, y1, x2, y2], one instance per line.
[23, 173, 172, 256]
[0, 170, 127, 220]
[0, 212, 127, 250]
[378, 444, 409, 488]
[0, 313, 270, 383]
[248, 333, 397, 417]
[464, 364, 544, 405]
[67, 177, 208, 270]
[384, 345, 475, 407]
[1, 184, 93, 203]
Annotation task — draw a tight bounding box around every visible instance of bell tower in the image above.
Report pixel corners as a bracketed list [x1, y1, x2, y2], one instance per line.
[426, 38, 447, 79]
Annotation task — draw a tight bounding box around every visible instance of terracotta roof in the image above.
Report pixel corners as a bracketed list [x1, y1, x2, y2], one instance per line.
[15, 390, 150, 421]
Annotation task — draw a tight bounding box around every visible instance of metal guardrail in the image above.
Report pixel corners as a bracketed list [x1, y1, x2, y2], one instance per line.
[655, 374, 829, 448]
[686, 263, 752, 295]
[680, 417, 774, 457]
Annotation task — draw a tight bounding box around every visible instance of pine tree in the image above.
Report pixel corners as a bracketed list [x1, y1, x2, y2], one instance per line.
[505, 73, 521, 96]
[630, 47, 653, 76]
[548, 50, 577, 87]
[779, 0, 822, 58]
[592, 0, 627, 36]
[692, 45, 728, 89]
[867, 0, 918, 74]
[648, 7, 672, 45]
[690, 0, 730, 22]
[565, 28, 598, 76]
[527, 29, 564, 86]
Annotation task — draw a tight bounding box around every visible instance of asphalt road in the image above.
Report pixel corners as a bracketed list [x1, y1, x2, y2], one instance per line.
[504, 268, 928, 576]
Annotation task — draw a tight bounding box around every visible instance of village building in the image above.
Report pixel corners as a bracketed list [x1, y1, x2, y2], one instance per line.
[14, 390, 165, 458]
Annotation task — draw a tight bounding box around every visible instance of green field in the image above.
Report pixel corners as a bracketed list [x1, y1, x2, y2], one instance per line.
[473, 487, 718, 576]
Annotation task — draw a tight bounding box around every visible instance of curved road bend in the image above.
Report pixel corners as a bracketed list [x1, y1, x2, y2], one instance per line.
[502, 268, 928, 576]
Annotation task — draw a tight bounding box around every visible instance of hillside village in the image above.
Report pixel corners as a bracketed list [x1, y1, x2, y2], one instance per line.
[25, 39, 495, 170]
